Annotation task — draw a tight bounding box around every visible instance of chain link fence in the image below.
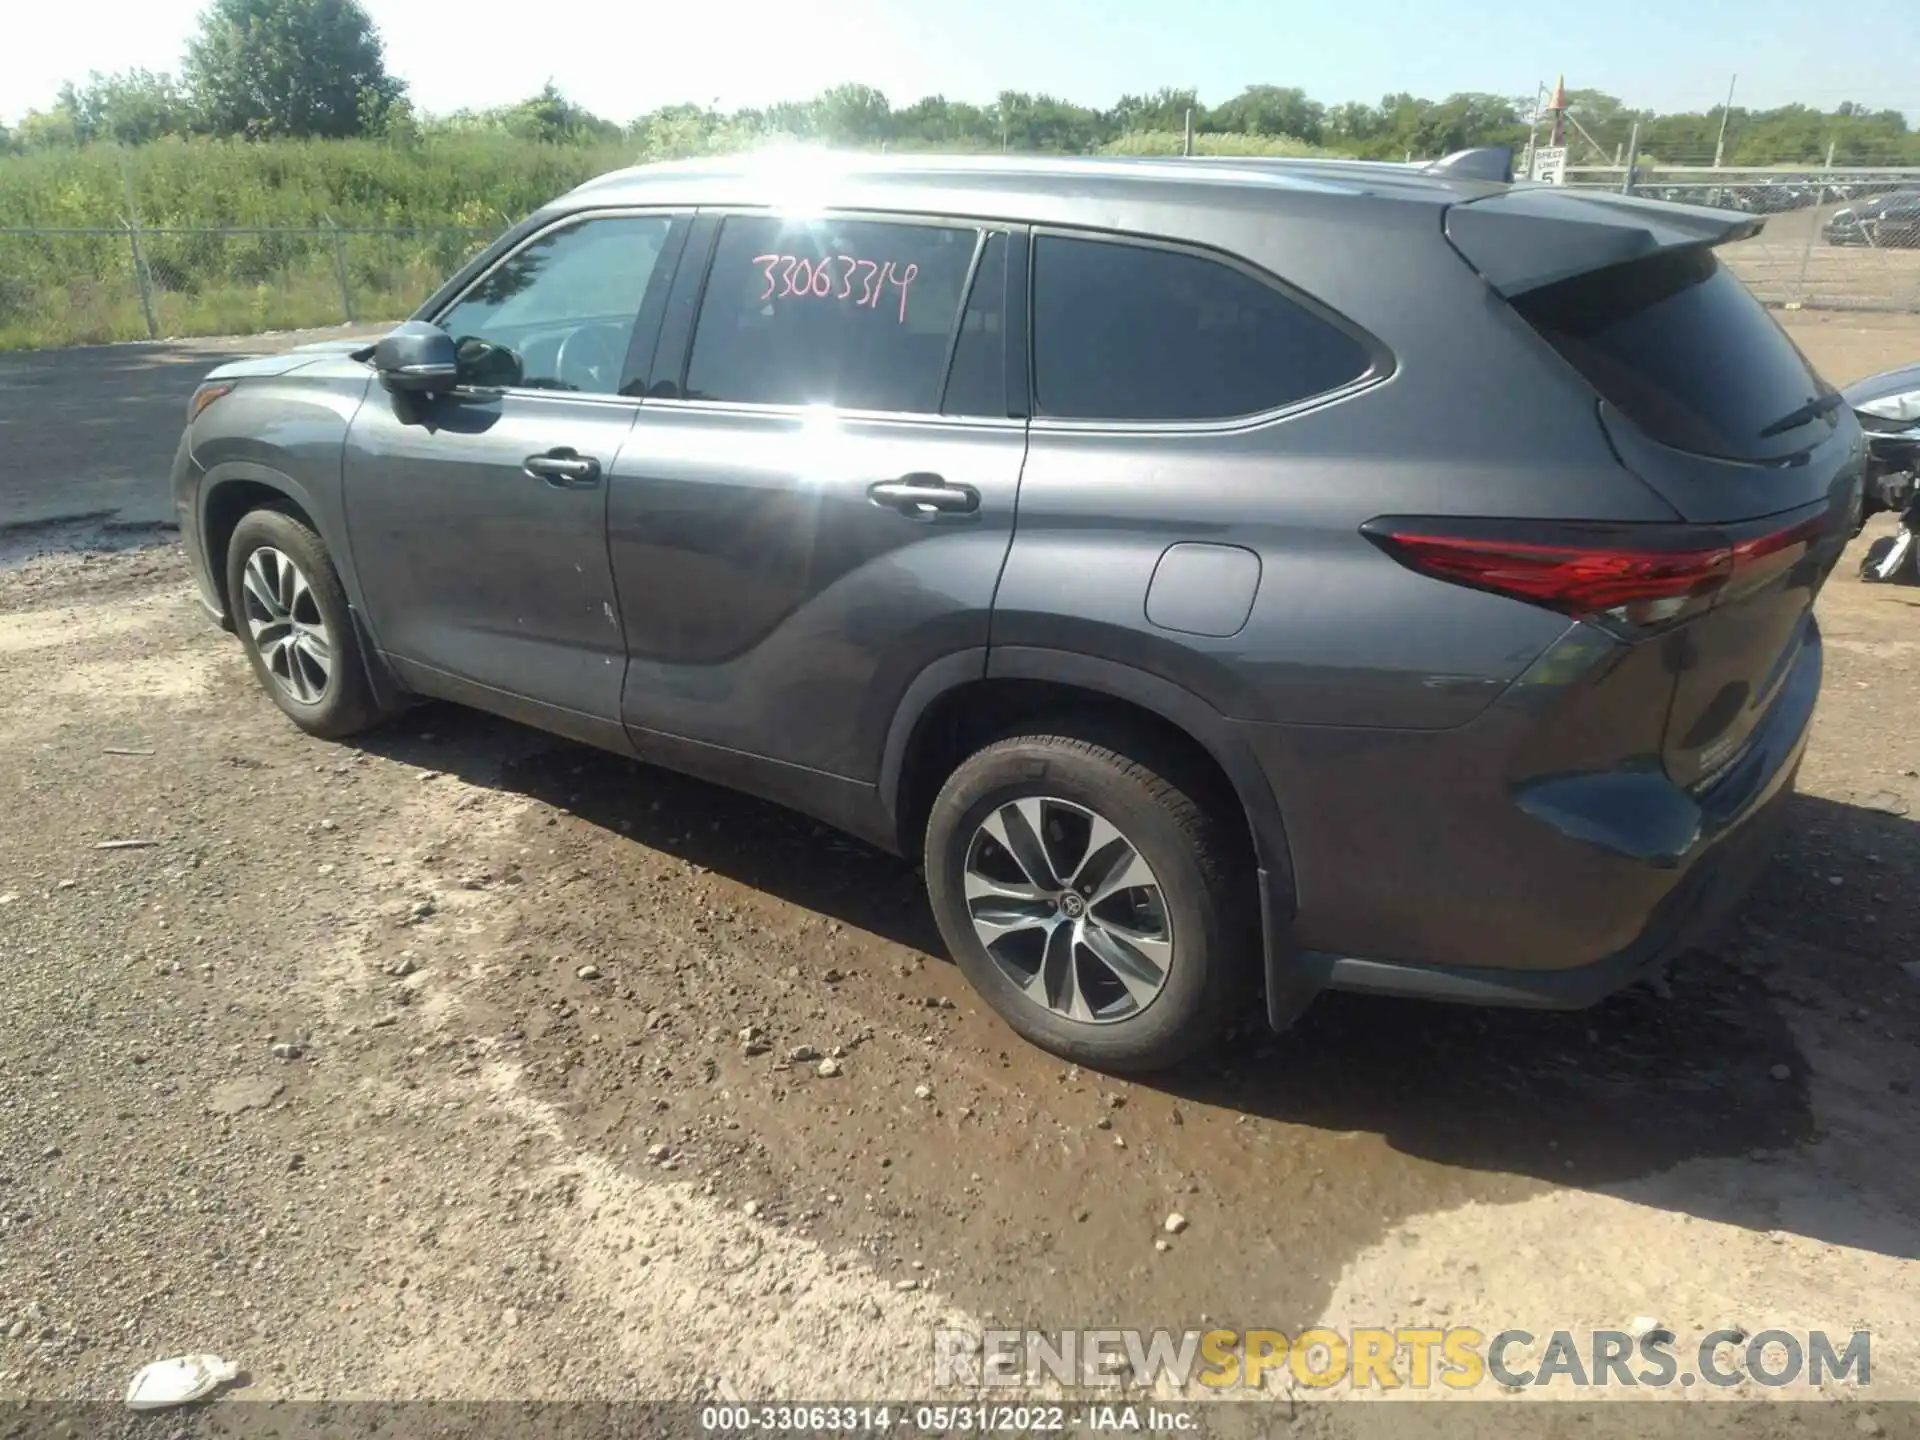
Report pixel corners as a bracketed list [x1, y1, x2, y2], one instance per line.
[4, 170, 1919, 351]
[0, 225, 498, 351]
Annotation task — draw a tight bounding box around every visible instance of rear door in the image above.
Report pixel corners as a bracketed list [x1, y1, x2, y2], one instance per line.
[607, 212, 1026, 782]
[344, 211, 685, 741]
[1455, 195, 1863, 789]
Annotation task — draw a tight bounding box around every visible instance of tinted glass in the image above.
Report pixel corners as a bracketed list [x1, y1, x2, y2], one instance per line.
[1030, 235, 1370, 422]
[685, 217, 976, 412]
[1512, 246, 1833, 461]
[941, 233, 1008, 418]
[438, 215, 671, 395]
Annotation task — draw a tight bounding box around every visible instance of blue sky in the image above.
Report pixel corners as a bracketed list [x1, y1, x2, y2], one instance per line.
[6, 0, 1918, 125]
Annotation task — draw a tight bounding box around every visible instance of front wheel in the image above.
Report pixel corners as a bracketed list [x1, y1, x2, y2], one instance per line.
[226, 508, 392, 739]
[923, 727, 1253, 1073]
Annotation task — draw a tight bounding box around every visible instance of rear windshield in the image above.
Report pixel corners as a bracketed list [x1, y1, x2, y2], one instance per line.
[1511, 245, 1836, 462]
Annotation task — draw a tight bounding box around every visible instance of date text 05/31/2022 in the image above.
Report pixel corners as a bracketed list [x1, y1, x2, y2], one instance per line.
[699, 1404, 1197, 1432]
[752, 254, 921, 322]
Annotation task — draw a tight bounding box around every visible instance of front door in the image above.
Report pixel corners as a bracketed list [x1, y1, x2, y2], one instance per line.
[344, 211, 683, 735]
[609, 215, 1027, 784]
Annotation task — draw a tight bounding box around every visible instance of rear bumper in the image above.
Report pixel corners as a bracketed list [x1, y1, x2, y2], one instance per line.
[1251, 616, 1818, 1020]
[1301, 769, 1792, 1008]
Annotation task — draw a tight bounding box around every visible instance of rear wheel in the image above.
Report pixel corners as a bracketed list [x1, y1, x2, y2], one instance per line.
[226, 508, 390, 739]
[923, 725, 1251, 1073]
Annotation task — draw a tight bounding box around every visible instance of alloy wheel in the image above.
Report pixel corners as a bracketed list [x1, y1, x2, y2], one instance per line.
[240, 546, 333, 705]
[962, 796, 1174, 1024]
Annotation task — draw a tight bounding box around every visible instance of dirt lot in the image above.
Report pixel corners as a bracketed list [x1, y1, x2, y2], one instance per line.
[0, 314, 1917, 1435]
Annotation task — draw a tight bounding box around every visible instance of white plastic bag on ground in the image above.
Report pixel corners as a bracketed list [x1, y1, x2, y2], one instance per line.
[125, 1354, 239, 1410]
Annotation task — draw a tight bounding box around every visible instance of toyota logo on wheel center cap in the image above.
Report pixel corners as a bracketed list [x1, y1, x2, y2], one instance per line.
[1060, 893, 1086, 918]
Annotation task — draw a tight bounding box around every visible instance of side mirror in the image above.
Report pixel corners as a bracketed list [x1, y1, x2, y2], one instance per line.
[373, 321, 459, 394]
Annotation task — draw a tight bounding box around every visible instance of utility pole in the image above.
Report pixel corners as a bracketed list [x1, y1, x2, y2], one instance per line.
[1712, 73, 1737, 167]
[1182, 107, 1194, 157]
[1621, 120, 1640, 195]
[1525, 81, 1545, 171]
[120, 160, 158, 340]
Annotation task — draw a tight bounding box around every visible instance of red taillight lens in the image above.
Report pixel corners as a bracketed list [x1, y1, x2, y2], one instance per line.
[1363, 507, 1832, 630]
[1373, 532, 1731, 613]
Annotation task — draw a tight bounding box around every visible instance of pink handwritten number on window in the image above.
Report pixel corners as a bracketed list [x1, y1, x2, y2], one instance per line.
[751, 253, 917, 324]
[890, 262, 918, 323]
[752, 254, 781, 301]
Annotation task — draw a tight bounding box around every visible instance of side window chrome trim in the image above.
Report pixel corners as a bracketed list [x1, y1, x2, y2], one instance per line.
[447, 386, 652, 409]
[1025, 224, 1394, 433]
[636, 395, 1027, 432]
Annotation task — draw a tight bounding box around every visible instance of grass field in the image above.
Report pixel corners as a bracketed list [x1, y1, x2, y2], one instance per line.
[2, 131, 1914, 349]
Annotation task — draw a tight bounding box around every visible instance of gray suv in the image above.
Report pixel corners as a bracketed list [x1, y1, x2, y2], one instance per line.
[171, 152, 1861, 1072]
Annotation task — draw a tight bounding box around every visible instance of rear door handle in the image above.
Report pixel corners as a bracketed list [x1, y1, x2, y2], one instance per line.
[867, 474, 980, 517]
[524, 448, 602, 487]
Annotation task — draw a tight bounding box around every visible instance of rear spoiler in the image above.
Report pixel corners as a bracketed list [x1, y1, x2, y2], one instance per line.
[1444, 187, 1765, 297]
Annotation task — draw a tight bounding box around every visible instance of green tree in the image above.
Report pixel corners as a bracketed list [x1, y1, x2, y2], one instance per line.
[815, 84, 892, 145]
[892, 96, 998, 150]
[64, 70, 194, 145]
[13, 103, 83, 149]
[183, 0, 405, 138]
[1207, 85, 1324, 143]
[995, 91, 1111, 153]
[1410, 92, 1526, 156]
[498, 82, 619, 144]
[1111, 88, 1201, 136]
[1323, 100, 1379, 147]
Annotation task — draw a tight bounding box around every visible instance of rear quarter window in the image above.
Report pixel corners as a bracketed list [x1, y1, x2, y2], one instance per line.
[1030, 234, 1372, 423]
[1510, 246, 1835, 462]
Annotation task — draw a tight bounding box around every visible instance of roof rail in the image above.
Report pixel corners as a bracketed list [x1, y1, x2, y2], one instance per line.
[1425, 147, 1514, 184]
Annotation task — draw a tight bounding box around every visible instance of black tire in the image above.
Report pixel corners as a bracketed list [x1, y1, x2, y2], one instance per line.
[225, 507, 390, 739]
[1858, 534, 1916, 585]
[923, 724, 1253, 1073]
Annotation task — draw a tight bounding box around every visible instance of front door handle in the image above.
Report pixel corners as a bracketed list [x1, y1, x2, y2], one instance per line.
[868, 474, 980, 517]
[525, 448, 602, 487]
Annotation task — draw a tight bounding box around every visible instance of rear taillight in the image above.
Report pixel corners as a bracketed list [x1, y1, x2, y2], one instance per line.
[1363, 508, 1832, 634]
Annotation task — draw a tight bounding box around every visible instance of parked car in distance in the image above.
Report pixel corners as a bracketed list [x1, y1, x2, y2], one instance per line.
[1822, 189, 1920, 247]
[173, 150, 1860, 1072]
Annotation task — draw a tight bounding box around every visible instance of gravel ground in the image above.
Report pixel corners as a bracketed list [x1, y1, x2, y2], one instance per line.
[0, 315, 1916, 1438]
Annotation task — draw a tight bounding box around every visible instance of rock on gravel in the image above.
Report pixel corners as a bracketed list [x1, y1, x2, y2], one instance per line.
[208, 1078, 284, 1115]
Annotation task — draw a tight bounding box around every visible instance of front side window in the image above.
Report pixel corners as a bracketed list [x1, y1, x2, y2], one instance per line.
[1031, 234, 1372, 422]
[684, 216, 979, 413]
[437, 214, 673, 395]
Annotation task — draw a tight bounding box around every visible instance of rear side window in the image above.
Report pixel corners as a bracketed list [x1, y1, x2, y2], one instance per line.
[941, 232, 1008, 418]
[1030, 234, 1371, 422]
[1511, 246, 1834, 462]
[685, 216, 977, 413]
